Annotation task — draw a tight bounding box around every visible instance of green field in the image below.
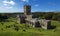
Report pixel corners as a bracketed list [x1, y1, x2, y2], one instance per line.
[0, 18, 60, 36]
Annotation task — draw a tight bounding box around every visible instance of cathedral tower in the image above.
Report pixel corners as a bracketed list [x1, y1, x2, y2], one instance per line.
[24, 5, 31, 15]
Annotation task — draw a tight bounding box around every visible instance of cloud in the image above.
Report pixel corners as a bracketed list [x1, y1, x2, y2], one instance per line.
[45, 10, 55, 12]
[2, 0, 15, 9]
[9, 1, 15, 5]
[22, 0, 29, 2]
[6, 6, 13, 9]
[3, 3, 8, 6]
[3, 0, 15, 5]
[35, 4, 39, 7]
[48, 2, 56, 6]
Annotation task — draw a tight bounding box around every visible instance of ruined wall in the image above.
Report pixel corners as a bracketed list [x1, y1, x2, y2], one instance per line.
[26, 15, 32, 20]
[16, 5, 51, 30]
[17, 15, 20, 24]
[39, 19, 51, 29]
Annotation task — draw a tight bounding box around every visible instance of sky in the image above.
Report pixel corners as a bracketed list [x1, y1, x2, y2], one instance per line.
[0, 0, 60, 13]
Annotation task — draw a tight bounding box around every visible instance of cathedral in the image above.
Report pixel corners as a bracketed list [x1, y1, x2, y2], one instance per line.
[17, 5, 51, 29]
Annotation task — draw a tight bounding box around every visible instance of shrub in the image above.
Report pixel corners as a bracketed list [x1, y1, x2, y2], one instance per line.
[6, 26, 11, 28]
[14, 26, 19, 31]
[1, 22, 4, 25]
[1, 28, 3, 31]
[23, 29, 26, 32]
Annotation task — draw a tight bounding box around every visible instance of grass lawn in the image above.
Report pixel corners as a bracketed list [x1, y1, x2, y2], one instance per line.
[0, 20, 60, 36]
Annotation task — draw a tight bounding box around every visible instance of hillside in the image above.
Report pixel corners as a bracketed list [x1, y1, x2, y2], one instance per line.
[0, 18, 60, 36]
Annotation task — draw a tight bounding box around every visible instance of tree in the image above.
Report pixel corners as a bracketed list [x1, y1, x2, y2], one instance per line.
[44, 12, 54, 20]
[0, 14, 8, 22]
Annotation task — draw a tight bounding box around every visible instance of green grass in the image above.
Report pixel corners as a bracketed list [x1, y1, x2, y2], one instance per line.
[0, 20, 60, 36]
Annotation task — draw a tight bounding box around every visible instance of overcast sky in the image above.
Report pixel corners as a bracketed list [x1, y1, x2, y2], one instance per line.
[0, 0, 60, 13]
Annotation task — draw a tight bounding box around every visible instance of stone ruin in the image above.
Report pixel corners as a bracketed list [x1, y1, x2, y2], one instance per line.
[17, 5, 51, 29]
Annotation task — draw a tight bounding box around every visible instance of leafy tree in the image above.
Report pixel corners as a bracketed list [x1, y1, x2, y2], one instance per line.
[0, 14, 8, 22]
[44, 12, 54, 20]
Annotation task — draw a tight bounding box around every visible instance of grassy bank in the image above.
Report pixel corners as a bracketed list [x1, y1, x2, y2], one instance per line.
[0, 21, 60, 36]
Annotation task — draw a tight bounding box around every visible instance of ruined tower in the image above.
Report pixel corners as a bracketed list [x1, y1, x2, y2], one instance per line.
[24, 5, 32, 20]
[24, 5, 31, 15]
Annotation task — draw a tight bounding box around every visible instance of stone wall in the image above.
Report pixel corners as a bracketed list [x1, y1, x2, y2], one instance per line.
[39, 19, 51, 29]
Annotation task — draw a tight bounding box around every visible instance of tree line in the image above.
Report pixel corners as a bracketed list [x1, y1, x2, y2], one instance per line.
[0, 14, 9, 22]
[33, 12, 60, 21]
[0, 12, 60, 22]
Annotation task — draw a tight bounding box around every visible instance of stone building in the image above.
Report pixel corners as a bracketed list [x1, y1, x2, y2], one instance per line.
[17, 5, 51, 29]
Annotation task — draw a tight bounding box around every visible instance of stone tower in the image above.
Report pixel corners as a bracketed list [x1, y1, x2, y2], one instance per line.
[24, 5, 31, 15]
[24, 5, 32, 20]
